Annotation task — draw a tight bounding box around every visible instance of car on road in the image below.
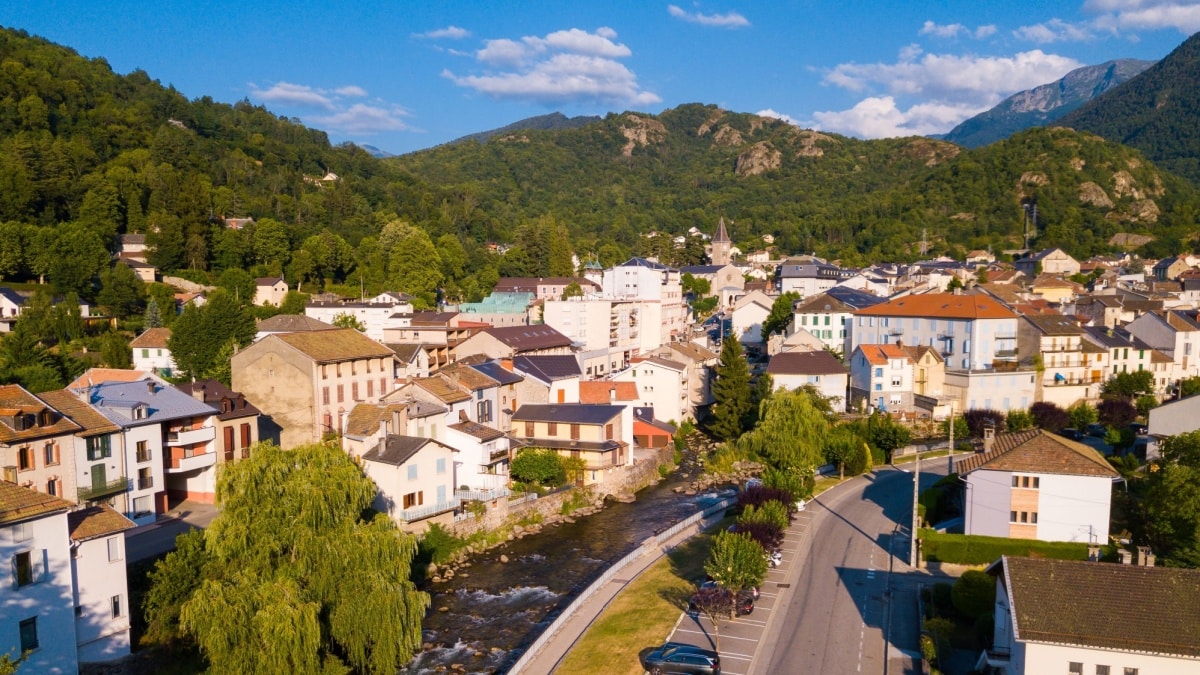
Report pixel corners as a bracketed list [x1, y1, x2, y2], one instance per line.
[1086, 423, 1107, 438]
[642, 642, 721, 675]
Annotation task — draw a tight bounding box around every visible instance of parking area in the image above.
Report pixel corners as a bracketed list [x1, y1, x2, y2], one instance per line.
[658, 508, 812, 675]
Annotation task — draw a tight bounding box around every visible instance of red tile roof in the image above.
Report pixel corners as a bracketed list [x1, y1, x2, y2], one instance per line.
[857, 293, 1017, 320]
[579, 381, 638, 403]
[130, 327, 172, 349]
[856, 344, 911, 366]
[956, 429, 1118, 477]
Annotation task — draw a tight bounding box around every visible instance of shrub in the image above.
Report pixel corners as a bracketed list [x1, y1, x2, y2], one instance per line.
[735, 520, 783, 552]
[1098, 398, 1136, 428]
[1004, 409, 1034, 432]
[737, 485, 796, 513]
[762, 465, 812, 500]
[1030, 402, 1069, 432]
[920, 529, 1088, 564]
[419, 523, 465, 565]
[739, 501, 789, 531]
[964, 409, 1005, 438]
[510, 447, 566, 486]
[951, 570, 996, 618]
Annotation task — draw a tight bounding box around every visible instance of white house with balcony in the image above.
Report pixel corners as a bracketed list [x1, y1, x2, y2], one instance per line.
[445, 421, 511, 491]
[361, 435, 460, 532]
[1018, 315, 1099, 407]
[601, 257, 686, 341]
[849, 344, 915, 414]
[613, 356, 691, 424]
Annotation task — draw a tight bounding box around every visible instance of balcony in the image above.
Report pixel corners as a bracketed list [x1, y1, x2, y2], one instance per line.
[137, 476, 154, 491]
[488, 448, 510, 463]
[78, 477, 131, 502]
[995, 349, 1018, 358]
[168, 451, 217, 473]
[455, 487, 511, 502]
[1045, 375, 1102, 387]
[166, 426, 216, 447]
[994, 334, 1017, 341]
[399, 497, 461, 523]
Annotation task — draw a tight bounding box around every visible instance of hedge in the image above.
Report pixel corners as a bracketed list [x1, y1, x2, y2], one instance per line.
[919, 529, 1089, 564]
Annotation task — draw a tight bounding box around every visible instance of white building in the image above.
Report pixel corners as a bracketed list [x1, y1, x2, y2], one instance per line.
[304, 292, 415, 342]
[849, 344, 914, 414]
[360, 435, 460, 532]
[129, 327, 176, 376]
[956, 429, 1118, 544]
[980, 556, 1200, 675]
[601, 257, 686, 341]
[67, 505, 135, 663]
[1, 482, 78, 674]
[764, 351, 849, 412]
[613, 356, 690, 424]
[730, 290, 774, 346]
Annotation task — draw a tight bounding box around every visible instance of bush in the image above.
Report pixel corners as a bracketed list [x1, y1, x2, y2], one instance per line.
[951, 570, 996, 618]
[737, 485, 795, 513]
[920, 529, 1089, 564]
[510, 447, 566, 486]
[762, 465, 812, 500]
[419, 523, 465, 565]
[739, 501, 789, 531]
[964, 409, 1005, 438]
[735, 520, 784, 552]
[1030, 402, 1069, 432]
[1098, 398, 1136, 428]
[1004, 409, 1034, 432]
[974, 613, 995, 649]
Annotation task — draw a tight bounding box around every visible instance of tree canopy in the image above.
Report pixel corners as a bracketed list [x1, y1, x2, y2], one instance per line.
[709, 337, 752, 441]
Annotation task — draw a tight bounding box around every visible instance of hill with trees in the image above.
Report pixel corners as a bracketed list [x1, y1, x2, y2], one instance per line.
[1056, 30, 1200, 185]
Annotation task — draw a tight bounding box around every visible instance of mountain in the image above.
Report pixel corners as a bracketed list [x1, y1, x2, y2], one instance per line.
[938, 59, 1154, 148]
[1055, 31, 1200, 184]
[447, 112, 602, 146]
[355, 143, 394, 158]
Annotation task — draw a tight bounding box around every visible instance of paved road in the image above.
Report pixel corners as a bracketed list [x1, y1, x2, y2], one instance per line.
[124, 501, 219, 563]
[753, 460, 951, 675]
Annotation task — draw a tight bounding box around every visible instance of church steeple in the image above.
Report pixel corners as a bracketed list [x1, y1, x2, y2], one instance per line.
[710, 218, 732, 265]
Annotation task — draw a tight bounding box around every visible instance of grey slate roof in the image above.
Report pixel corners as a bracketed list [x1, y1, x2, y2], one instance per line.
[362, 435, 456, 466]
[85, 379, 218, 426]
[512, 355, 582, 382]
[484, 325, 573, 351]
[678, 265, 727, 275]
[826, 286, 887, 310]
[470, 360, 524, 386]
[512, 403, 624, 424]
[619, 256, 671, 270]
[0, 288, 26, 307]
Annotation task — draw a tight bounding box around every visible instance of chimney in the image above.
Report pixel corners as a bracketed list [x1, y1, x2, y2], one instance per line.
[146, 380, 156, 395]
[1118, 548, 1133, 565]
[982, 423, 995, 453]
[610, 386, 617, 402]
[190, 383, 206, 402]
[1136, 546, 1155, 567]
[1087, 544, 1102, 562]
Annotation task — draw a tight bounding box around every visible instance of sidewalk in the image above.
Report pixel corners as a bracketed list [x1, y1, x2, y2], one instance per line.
[516, 508, 727, 675]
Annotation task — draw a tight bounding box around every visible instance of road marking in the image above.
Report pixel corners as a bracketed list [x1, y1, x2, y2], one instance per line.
[673, 629, 759, 642]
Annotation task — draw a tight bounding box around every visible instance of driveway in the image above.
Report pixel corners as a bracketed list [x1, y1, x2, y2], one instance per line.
[124, 500, 219, 562]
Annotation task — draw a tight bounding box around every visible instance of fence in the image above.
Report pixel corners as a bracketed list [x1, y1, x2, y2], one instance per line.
[508, 495, 736, 674]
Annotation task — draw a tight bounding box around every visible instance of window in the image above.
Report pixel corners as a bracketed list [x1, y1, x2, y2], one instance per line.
[138, 467, 153, 491]
[477, 400, 493, 423]
[141, 349, 149, 359]
[133, 495, 151, 518]
[436, 458, 446, 474]
[337, 385, 344, 403]
[874, 383, 882, 391]
[605, 423, 614, 440]
[402, 491, 424, 509]
[240, 423, 251, 448]
[874, 367, 883, 377]
[570, 424, 580, 440]
[12, 550, 38, 587]
[108, 537, 121, 562]
[136, 440, 151, 463]
[1124, 668, 1139, 675]
[891, 377, 902, 387]
[224, 426, 234, 457]
[11, 522, 30, 542]
[547, 422, 558, 436]
[352, 382, 359, 400]
[111, 594, 123, 618]
[43, 442, 58, 466]
[1095, 667, 1110, 675]
[18, 617, 37, 652]
[322, 387, 330, 405]
[525, 421, 535, 437]
[46, 478, 58, 496]
[17, 446, 33, 471]
[367, 379, 374, 398]
[407, 465, 417, 480]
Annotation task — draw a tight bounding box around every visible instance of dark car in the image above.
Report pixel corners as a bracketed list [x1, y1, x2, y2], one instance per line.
[1086, 423, 1107, 438]
[688, 588, 754, 616]
[1058, 427, 1081, 440]
[642, 642, 721, 675]
[1128, 422, 1148, 435]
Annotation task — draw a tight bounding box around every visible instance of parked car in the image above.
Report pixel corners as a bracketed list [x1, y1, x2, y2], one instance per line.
[1128, 422, 1148, 435]
[642, 642, 721, 675]
[1058, 427, 1081, 440]
[1086, 423, 1107, 438]
[699, 580, 758, 600]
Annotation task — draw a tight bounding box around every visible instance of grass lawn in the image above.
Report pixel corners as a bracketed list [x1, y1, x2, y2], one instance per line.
[557, 475, 858, 675]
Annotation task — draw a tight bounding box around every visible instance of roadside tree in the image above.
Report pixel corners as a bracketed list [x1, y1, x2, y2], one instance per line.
[704, 531, 768, 595]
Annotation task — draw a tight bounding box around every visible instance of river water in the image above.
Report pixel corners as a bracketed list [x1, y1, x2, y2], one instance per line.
[403, 477, 735, 674]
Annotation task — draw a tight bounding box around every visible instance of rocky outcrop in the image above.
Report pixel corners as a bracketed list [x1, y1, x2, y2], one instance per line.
[1079, 182, 1115, 208]
[793, 130, 836, 158]
[1111, 170, 1143, 199]
[712, 125, 744, 146]
[697, 109, 725, 136]
[1019, 171, 1049, 187]
[735, 141, 781, 176]
[619, 114, 667, 156]
[905, 138, 960, 166]
[1130, 199, 1161, 222]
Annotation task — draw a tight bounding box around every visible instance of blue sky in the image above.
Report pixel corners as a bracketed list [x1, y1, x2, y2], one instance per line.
[3, 1, 1199, 154]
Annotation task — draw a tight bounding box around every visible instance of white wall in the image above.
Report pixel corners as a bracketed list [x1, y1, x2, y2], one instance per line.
[122, 424, 165, 525]
[72, 535, 130, 663]
[964, 470, 1013, 538]
[772, 373, 848, 412]
[1024, 640, 1199, 675]
[1037, 474, 1112, 544]
[1, 512, 79, 674]
[131, 347, 175, 374]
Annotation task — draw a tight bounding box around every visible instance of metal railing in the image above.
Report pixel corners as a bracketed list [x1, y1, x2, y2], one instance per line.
[455, 487, 511, 502]
[399, 498, 461, 523]
[78, 477, 131, 502]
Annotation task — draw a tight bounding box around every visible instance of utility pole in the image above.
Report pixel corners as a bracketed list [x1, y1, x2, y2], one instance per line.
[912, 406, 952, 567]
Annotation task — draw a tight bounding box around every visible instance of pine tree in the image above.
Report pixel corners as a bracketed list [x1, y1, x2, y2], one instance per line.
[710, 337, 751, 441]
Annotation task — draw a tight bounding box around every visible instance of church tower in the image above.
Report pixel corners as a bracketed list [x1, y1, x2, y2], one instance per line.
[710, 217, 732, 266]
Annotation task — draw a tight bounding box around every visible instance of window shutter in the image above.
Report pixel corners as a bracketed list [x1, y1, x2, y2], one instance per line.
[38, 549, 47, 583]
[10, 555, 16, 590]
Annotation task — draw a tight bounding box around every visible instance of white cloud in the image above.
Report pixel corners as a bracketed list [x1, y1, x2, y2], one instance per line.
[811, 96, 985, 138]
[1086, 0, 1200, 33]
[249, 82, 335, 109]
[415, 26, 471, 39]
[311, 104, 410, 134]
[823, 48, 1082, 103]
[919, 20, 996, 39]
[667, 4, 751, 28]
[334, 85, 368, 97]
[974, 24, 998, 38]
[448, 27, 658, 105]
[1013, 18, 1096, 43]
[756, 109, 801, 126]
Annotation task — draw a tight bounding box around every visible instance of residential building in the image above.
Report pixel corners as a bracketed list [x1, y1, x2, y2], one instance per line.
[957, 429, 1118, 543]
[1126, 310, 1200, 381]
[438, 362, 502, 427]
[633, 407, 675, 448]
[944, 367, 1038, 413]
[380, 311, 481, 372]
[511, 354, 583, 404]
[980, 556, 1200, 675]
[730, 289, 774, 346]
[851, 293, 1020, 372]
[1029, 275, 1083, 304]
[1082, 326, 1157, 381]
[361, 435, 460, 530]
[849, 344, 914, 414]
[765, 351, 849, 412]
[0, 483, 78, 673]
[117, 258, 157, 283]
[469, 359, 526, 429]
[510, 403, 632, 485]
[776, 256, 854, 296]
[1018, 315, 1100, 407]
[492, 277, 601, 300]
[0, 385, 82, 503]
[793, 287, 886, 356]
[1152, 255, 1190, 281]
[455, 325, 574, 363]
[253, 277, 288, 306]
[67, 505, 135, 663]
[231, 328, 398, 448]
[129, 327, 175, 376]
[614, 356, 691, 423]
[254, 314, 338, 341]
[657, 342, 719, 415]
[35, 390, 123, 515]
[387, 343, 432, 381]
[304, 292, 414, 341]
[174, 380, 261, 465]
[541, 297, 646, 372]
[445, 420, 511, 491]
[457, 291, 534, 327]
[1014, 248, 1081, 277]
[601, 257, 687, 340]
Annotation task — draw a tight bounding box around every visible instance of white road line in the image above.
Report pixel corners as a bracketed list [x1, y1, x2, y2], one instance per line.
[672, 629, 759, 643]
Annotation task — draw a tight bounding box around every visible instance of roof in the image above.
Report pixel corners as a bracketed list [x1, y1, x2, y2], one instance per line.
[955, 429, 1119, 477]
[448, 421, 507, 441]
[256, 314, 338, 333]
[255, 276, 284, 286]
[344, 403, 389, 438]
[0, 288, 26, 307]
[0, 481, 72, 526]
[0, 384, 80, 442]
[68, 505, 135, 541]
[618, 256, 671, 270]
[36, 389, 120, 436]
[130, 327, 172, 349]
[678, 265, 729, 275]
[362, 435, 456, 466]
[666, 342, 718, 363]
[823, 286, 888, 310]
[386, 343, 424, 362]
[275, 328, 396, 363]
[512, 355, 582, 382]
[856, 293, 1017, 320]
[766, 350, 848, 376]
[440, 363, 500, 391]
[1082, 326, 1136, 349]
[174, 380, 261, 421]
[469, 360, 524, 386]
[512, 403, 624, 424]
[794, 293, 855, 314]
[579, 381, 638, 404]
[856, 344, 912, 366]
[85, 379, 219, 426]
[1023, 314, 1084, 336]
[66, 368, 155, 389]
[996, 556, 1200, 657]
[634, 407, 676, 434]
[118, 233, 146, 246]
[412, 375, 472, 404]
[482, 325, 573, 352]
[493, 277, 599, 293]
[713, 217, 731, 243]
[638, 356, 686, 372]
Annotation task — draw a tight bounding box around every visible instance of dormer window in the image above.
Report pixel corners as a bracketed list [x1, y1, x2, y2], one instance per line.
[221, 400, 231, 413]
[132, 404, 148, 420]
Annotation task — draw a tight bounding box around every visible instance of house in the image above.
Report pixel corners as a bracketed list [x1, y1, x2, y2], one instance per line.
[540, 298, 646, 373]
[1029, 275, 1083, 304]
[360, 435, 460, 531]
[231, 328, 398, 448]
[601, 257, 687, 340]
[379, 311, 481, 373]
[67, 505, 136, 663]
[849, 344, 915, 414]
[1014, 248, 1081, 277]
[765, 350, 849, 411]
[386, 343, 431, 381]
[304, 292, 414, 341]
[0, 482, 78, 673]
[174, 380, 261, 465]
[956, 429, 1119, 543]
[730, 289, 775, 346]
[980, 556, 1200, 675]
[340, 398, 445, 460]
[492, 276, 601, 300]
[793, 287, 886, 356]
[776, 256, 854, 296]
[656, 342, 719, 414]
[613, 356, 691, 423]
[445, 420, 511, 491]
[1018, 314, 1101, 406]
[253, 277, 289, 306]
[0, 287, 26, 322]
[117, 258, 157, 283]
[454, 324, 574, 362]
[116, 233, 147, 262]
[511, 354, 583, 404]
[1125, 310, 1200, 381]
[1152, 255, 1190, 281]
[578, 381, 638, 405]
[468, 359, 525, 428]
[254, 314, 338, 341]
[966, 249, 995, 264]
[130, 327, 176, 376]
[0, 385, 83, 503]
[633, 407, 676, 448]
[510, 403, 632, 486]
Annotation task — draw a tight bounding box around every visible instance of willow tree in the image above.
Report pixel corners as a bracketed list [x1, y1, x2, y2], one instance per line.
[148, 442, 429, 675]
[737, 388, 829, 473]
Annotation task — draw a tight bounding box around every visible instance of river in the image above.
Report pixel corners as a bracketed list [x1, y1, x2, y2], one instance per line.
[403, 476, 735, 674]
